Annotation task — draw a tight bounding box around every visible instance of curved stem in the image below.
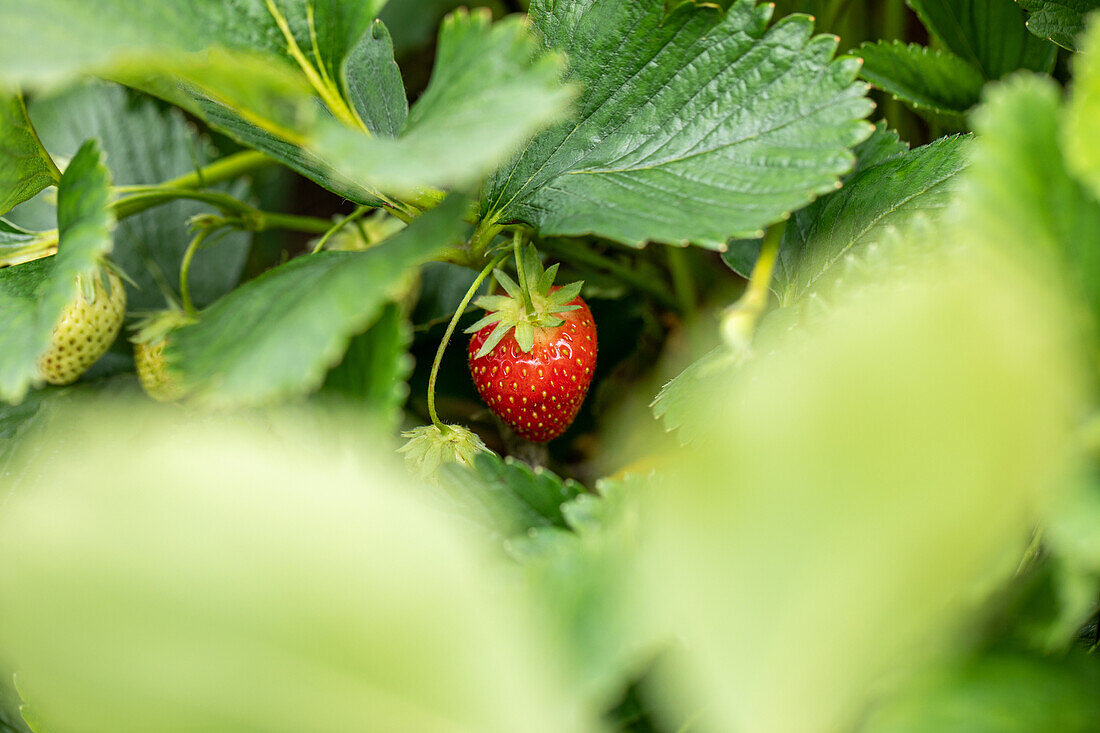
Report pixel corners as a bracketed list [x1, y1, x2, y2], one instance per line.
[427, 253, 508, 431]
[311, 205, 370, 254]
[513, 230, 536, 319]
[179, 228, 213, 316]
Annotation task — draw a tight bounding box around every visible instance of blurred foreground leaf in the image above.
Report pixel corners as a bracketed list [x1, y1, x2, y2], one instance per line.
[0, 400, 594, 733]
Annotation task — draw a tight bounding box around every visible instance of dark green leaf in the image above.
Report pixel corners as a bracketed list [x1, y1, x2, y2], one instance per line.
[858, 41, 985, 126]
[436, 452, 585, 539]
[168, 196, 469, 409]
[0, 94, 59, 217]
[908, 0, 1058, 78]
[320, 302, 413, 430]
[23, 82, 250, 310]
[480, 0, 874, 249]
[0, 141, 114, 404]
[344, 20, 407, 139]
[1017, 0, 1100, 50]
[774, 133, 972, 304]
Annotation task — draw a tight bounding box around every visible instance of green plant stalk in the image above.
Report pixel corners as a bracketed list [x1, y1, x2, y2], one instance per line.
[158, 150, 273, 191]
[311, 206, 371, 254]
[179, 228, 213, 315]
[512, 231, 536, 319]
[667, 247, 696, 313]
[426, 253, 508, 431]
[721, 224, 782, 347]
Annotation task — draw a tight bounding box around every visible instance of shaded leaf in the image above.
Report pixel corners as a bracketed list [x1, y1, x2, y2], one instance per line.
[0, 94, 59, 217]
[320, 301, 414, 431]
[0, 141, 114, 404]
[480, 0, 874, 249]
[1017, 0, 1100, 50]
[436, 451, 585, 539]
[168, 196, 468, 409]
[22, 82, 250, 310]
[858, 41, 985, 126]
[908, 0, 1058, 78]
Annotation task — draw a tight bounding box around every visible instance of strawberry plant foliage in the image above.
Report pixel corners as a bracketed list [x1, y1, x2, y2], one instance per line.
[167, 196, 469, 409]
[480, 0, 875, 249]
[1018, 0, 1100, 50]
[0, 95, 59, 218]
[0, 141, 114, 404]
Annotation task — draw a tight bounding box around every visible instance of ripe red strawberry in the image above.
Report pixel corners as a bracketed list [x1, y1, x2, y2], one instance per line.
[467, 248, 596, 442]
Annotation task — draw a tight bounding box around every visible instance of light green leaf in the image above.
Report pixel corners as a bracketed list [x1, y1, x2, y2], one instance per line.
[961, 73, 1100, 322]
[480, 0, 874, 250]
[20, 82, 250, 311]
[436, 452, 586, 540]
[858, 41, 985, 126]
[310, 9, 575, 196]
[636, 241, 1086, 733]
[908, 0, 1058, 79]
[168, 196, 469, 409]
[1064, 18, 1100, 204]
[0, 94, 59, 217]
[0, 400, 591, 733]
[1017, 0, 1100, 50]
[0, 140, 114, 404]
[320, 301, 414, 431]
[774, 133, 972, 304]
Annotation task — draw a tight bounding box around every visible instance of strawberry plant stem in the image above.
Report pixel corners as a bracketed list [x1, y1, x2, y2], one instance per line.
[311, 206, 371, 254]
[179, 228, 213, 315]
[513, 231, 536, 319]
[427, 253, 508, 431]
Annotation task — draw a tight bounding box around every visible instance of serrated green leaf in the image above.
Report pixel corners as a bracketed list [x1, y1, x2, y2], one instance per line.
[436, 451, 585, 539]
[167, 196, 468, 409]
[858, 41, 985, 126]
[320, 302, 413, 431]
[1064, 18, 1100, 204]
[480, 0, 874, 250]
[0, 140, 114, 404]
[1018, 0, 1100, 50]
[310, 10, 575, 196]
[0, 94, 59, 217]
[774, 134, 972, 304]
[908, 0, 1057, 79]
[17, 82, 249, 311]
[961, 73, 1100, 323]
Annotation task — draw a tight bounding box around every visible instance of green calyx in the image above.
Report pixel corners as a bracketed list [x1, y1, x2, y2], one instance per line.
[399, 424, 490, 484]
[130, 308, 196, 347]
[464, 244, 582, 358]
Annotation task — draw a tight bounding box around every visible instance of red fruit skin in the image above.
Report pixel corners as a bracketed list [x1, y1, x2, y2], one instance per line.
[468, 296, 597, 443]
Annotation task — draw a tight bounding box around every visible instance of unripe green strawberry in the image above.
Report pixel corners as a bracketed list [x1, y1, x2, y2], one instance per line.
[466, 247, 597, 443]
[131, 309, 193, 403]
[37, 268, 126, 385]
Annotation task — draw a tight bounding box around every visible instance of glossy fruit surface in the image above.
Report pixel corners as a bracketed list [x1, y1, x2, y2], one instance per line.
[468, 295, 596, 442]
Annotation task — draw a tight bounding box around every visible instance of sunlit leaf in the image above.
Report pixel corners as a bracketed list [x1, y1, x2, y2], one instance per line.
[480, 0, 874, 249]
[0, 94, 59, 218]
